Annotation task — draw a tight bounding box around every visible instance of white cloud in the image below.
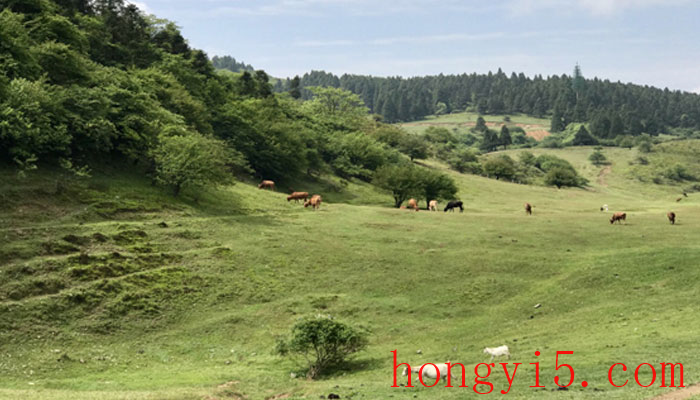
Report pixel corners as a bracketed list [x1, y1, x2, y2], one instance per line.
[293, 29, 611, 47]
[506, 0, 691, 16]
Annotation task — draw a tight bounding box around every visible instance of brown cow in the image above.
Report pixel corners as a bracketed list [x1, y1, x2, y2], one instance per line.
[287, 191, 309, 203]
[429, 200, 438, 211]
[524, 202, 532, 215]
[610, 212, 627, 224]
[407, 198, 419, 211]
[676, 197, 682, 202]
[668, 212, 676, 225]
[258, 180, 275, 190]
[304, 194, 322, 210]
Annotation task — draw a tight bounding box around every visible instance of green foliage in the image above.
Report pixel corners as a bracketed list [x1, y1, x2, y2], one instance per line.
[327, 132, 394, 181]
[0, 78, 70, 166]
[662, 164, 697, 182]
[446, 146, 481, 174]
[572, 125, 598, 146]
[276, 315, 368, 379]
[616, 135, 635, 149]
[419, 168, 458, 209]
[540, 135, 564, 148]
[474, 116, 487, 133]
[0, 9, 41, 80]
[544, 167, 583, 188]
[372, 163, 423, 207]
[589, 150, 608, 166]
[434, 101, 448, 115]
[637, 134, 654, 153]
[482, 155, 517, 181]
[303, 86, 369, 130]
[423, 126, 456, 144]
[519, 151, 536, 167]
[499, 125, 512, 149]
[151, 134, 233, 196]
[480, 129, 499, 152]
[398, 134, 429, 161]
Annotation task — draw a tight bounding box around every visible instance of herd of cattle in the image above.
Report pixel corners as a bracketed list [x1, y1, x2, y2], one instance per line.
[259, 180, 680, 224]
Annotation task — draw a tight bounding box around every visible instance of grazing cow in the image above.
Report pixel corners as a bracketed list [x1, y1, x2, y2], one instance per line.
[402, 362, 456, 383]
[429, 200, 438, 211]
[524, 202, 532, 215]
[287, 191, 309, 203]
[407, 198, 419, 211]
[610, 212, 627, 224]
[483, 345, 511, 361]
[600, 204, 609, 212]
[304, 194, 322, 210]
[258, 180, 275, 190]
[676, 197, 682, 202]
[668, 211, 676, 225]
[444, 200, 464, 212]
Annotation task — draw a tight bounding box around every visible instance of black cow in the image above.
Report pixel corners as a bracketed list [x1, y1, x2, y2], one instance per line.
[444, 200, 464, 212]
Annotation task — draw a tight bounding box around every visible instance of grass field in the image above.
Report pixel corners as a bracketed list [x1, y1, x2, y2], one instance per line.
[399, 112, 552, 140]
[1, 142, 699, 399]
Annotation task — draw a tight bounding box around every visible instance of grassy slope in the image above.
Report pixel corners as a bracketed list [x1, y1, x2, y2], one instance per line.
[1, 143, 699, 400]
[398, 112, 551, 139]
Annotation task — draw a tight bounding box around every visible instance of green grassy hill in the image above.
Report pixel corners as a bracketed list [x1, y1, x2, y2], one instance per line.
[2, 142, 700, 400]
[399, 112, 552, 140]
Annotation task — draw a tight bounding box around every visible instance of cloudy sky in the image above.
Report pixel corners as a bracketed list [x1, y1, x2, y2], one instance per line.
[133, 0, 700, 92]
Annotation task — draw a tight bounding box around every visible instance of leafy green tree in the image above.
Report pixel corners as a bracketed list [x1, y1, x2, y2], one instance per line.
[0, 78, 70, 167]
[399, 134, 429, 161]
[151, 134, 233, 196]
[519, 151, 536, 166]
[423, 126, 456, 144]
[482, 155, 516, 180]
[446, 146, 480, 174]
[435, 101, 447, 115]
[372, 163, 423, 208]
[275, 315, 368, 379]
[327, 131, 394, 180]
[544, 167, 583, 188]
[499, 125, 512, 149]
[589, 150, 607, 166]
[420, 169, 458, 209]
[616, 135, 635, 149]
[637, 134, 653, 153]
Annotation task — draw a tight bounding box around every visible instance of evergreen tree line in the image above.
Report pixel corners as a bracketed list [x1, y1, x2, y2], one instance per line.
[274, 69, 700, 137]
[211, 55, 254, 73]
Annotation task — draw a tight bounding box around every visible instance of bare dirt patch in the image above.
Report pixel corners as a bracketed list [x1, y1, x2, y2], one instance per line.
[649, 384, 700, 400]
[597, 165, 612, 187]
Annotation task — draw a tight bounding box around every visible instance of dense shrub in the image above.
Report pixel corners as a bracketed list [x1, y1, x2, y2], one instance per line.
[276, 315, 368, 379]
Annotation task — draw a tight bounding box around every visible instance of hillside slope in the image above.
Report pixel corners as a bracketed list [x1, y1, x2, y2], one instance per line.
[1, 147, 699, 399]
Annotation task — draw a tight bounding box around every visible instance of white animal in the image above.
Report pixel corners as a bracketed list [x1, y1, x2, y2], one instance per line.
[483, 345, 511, 361]
[402, 362, 455, 382]
[602, 204, 609, 211]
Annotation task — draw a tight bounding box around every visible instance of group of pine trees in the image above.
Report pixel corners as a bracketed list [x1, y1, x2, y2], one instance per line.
[275, 67, 700, 137]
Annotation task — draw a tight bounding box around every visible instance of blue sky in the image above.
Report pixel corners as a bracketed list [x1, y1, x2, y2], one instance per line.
[132, 0, 700, 92]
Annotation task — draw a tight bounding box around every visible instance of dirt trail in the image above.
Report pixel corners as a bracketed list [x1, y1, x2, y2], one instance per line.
[650, 384, 700, 400]
[597, 165, 612, 187]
